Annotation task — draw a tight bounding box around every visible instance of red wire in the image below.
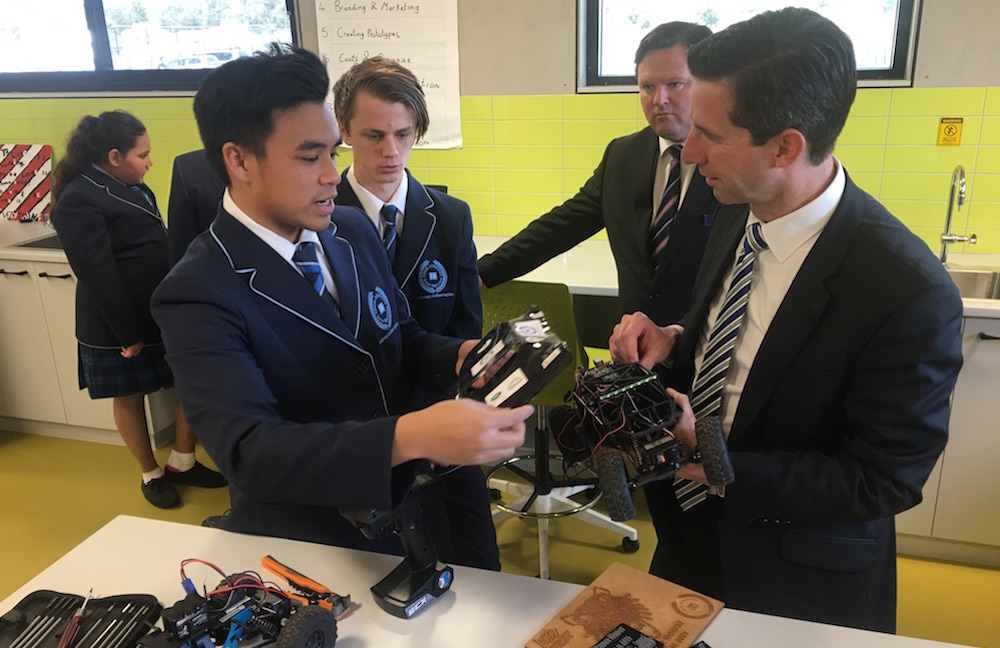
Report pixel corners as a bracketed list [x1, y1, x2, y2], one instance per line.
[180, 557, 227, 582]
[554, 408, 585, 452]
[587, 406, 627, 462]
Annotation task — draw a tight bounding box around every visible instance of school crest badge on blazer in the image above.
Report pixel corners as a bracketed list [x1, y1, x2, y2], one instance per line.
[418, 259, 448, 294]
[368, 286, 393, 330]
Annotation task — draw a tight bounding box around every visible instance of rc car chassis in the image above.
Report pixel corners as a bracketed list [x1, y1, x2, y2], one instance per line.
[552, 362, 734, 521]
[138, 557, 345, 648]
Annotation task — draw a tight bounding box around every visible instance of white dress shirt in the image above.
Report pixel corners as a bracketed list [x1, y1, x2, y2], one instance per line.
[345, 166, 408, 238]
[693, 159, 847, 439]
[223, 189, 339, 303]
[651, 137, 696, 222]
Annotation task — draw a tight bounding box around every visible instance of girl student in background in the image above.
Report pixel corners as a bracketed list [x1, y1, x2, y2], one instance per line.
[50, 110, 226, 508]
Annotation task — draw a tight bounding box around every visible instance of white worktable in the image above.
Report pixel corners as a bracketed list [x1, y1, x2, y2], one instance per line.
[0, 516, 971, 648]
[474, 235, 618, 297]
[473, 234, 1000, 321]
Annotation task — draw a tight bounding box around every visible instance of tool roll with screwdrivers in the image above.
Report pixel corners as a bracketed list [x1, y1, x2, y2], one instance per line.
[0, 590, 161, 648]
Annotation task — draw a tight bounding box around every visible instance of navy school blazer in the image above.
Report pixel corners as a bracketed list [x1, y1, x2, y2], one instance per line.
[151, 204, 464, 551]
[51, 167, 169, 349]
[336, 169, 482, 409]
[166, 149, 225, 266]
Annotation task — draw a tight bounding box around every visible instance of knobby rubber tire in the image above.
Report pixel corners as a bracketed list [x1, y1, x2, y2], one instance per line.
[696, 416, 735, 486]
[595, 451, 636, 522]
[276, 606, 338, 648]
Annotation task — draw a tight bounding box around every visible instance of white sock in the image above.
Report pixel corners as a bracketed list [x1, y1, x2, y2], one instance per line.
[142, 467, 165, 484]
[166, 450, 196, 472]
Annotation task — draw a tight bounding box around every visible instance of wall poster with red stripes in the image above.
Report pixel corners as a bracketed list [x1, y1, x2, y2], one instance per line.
[0, 144, 52, 222]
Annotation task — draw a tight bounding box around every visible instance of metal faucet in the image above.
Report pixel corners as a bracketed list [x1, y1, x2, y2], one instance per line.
[940, 164, 976, 264]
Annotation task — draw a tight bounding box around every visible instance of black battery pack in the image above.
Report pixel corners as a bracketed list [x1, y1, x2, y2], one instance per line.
[458, 305, 573, 408]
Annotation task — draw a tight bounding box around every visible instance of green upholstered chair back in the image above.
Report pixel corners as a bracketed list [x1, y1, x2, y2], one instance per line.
[479, 281, 586, 408]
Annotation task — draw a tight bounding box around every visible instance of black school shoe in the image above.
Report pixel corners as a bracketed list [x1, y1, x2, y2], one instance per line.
[141, 476, 181, 509]
[201, 510, 231, 528]
[164, 462, 228, 488]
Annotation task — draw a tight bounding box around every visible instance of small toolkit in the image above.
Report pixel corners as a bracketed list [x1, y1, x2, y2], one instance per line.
[0, 590, 161, 648]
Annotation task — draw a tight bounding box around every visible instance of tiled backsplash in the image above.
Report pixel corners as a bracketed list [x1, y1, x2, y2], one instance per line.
[2, 87, 998, 254]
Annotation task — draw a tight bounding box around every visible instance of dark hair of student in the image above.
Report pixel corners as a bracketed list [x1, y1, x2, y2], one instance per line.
[53, 110, 146, 198]
[193, 43, 330, 185]
[634, 21, 713, 71]
[686, 7, 857, 165]
[331, 56, 430, 141]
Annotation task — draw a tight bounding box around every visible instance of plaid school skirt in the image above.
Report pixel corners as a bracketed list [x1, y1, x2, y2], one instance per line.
[78, 342, 175, 399]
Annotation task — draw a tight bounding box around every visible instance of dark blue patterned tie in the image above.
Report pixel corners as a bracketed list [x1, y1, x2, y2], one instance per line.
[381, 204, 398, 265]
[293, 241, 324, 296]
[650, 144, 683, 269]
[675, 222, 768, 511]
[131, 185, 153, 207]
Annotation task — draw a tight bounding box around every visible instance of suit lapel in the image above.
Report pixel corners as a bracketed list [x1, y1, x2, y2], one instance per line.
[335, 173, 365, 212]
[731, 179, 864, 437]
[337, 168, 435, 291]
[82, 168, 161, 221]
[628, 129, 661, 278]
[653, 170, 717, 284]
[692, 212, 746, 337]
[210, 211, 363, 351]
[319, 226, 363, 337]
[396, 173, 436, 289]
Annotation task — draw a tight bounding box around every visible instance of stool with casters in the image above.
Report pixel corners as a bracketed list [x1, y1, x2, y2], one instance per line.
[479, 280, 639, 579]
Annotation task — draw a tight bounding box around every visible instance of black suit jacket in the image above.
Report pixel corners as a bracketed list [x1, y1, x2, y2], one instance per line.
[51, 168, 169, 348]
[151, 206, 462, 552]
[478, 126, 748, 326]
[167, 149, 225, 266]
[667, 174, 963, 632]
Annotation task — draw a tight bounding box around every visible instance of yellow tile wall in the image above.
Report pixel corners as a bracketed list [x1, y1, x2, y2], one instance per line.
[2, 88, 999, 255]
[0, 97, 200, 204]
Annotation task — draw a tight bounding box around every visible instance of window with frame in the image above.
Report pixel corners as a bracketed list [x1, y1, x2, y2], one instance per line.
[0, 0, 297, 93]
[579, 0, 921, 90]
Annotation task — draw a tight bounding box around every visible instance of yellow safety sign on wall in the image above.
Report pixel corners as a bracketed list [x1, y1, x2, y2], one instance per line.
[938, 118, 963, 146]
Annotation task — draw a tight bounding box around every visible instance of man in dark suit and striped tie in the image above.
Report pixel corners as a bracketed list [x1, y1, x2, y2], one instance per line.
[478, 22, 749, 331]
[610, 8, 962, 634]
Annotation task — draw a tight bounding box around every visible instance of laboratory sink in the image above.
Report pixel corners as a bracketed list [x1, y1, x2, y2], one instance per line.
[947, 268, 1000, 299]
[15, 234, 62, 249]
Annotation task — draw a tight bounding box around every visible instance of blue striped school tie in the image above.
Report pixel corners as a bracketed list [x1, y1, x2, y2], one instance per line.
[381, 204, 398, 265]
[675, 222, 768, 511]
[130, 185, 153, 207]
[293, 241, 325, 296]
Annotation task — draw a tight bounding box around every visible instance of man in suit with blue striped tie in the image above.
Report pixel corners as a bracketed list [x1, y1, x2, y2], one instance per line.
[610, 8, 962, 634]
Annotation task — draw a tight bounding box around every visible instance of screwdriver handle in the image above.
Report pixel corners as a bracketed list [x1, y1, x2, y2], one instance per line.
[56, 614, 82, 648]
[58, 590, 91, 648]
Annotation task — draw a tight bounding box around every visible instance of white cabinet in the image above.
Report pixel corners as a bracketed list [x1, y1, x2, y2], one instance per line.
[931, 317, 1000, 545]
[0, 251, 177, 445]
[0, 259, 66, 423]
[35, 261, 116, 430]
[0, 259, 115, 428]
